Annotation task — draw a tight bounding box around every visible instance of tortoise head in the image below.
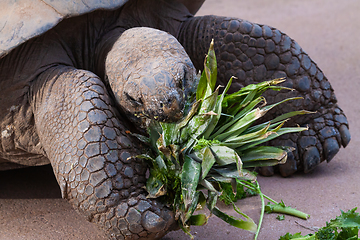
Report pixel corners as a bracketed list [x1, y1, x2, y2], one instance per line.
[106, 27, 197, 125]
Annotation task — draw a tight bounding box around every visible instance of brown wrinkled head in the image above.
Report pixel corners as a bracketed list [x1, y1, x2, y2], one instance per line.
[105, 27, 197, 126]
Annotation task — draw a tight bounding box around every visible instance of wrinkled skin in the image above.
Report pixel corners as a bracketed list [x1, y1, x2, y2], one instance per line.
[106, 28, 196, 124]
[0, 0, 350, 239]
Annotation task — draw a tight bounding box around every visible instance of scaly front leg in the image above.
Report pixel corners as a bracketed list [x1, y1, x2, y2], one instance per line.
[31, 66, 175, 240]
[178, 16, 351, 176]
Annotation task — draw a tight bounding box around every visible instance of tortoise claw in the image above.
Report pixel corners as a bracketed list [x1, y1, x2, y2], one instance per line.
[323, 137, 340, 163]
[258, 166, 274, 176]
[279, 151, 297, 177]
[303, 146, 321, 173]
[339, 124, 351, 147]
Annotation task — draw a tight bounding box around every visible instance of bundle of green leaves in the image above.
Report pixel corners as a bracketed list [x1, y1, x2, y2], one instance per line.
[134, 40, 311, 238]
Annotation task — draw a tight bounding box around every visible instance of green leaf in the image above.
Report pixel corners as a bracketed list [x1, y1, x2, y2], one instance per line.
[270, 110, 315, 124]
[219, 96, 302, 139]
[218, 180, 256, 205]
[277, 215, 285, 221]
[181, 155, 201, 211]
[328, 208, 360, 229]
[130, 132, 151, 144]
[240, 146, 288, 163]
[243, 110, 313, 135]
[199, 179, 220, 194]
[183, 191, 200, 224]
[240, 169, 258, 182]
[196, 39, 217, 101]
[135, 154, 168, 171]
[146, 170, 166, 198]
[154, 155, 168, 171]
[209, 174, 237, 184]
[179, 89, 219, 151]
[210, 206, 257, 233]
[215, 108, 266, 141]
[220, 97, 301, 139]
[316, 228, 337, 240]
[205, 39, 217, 92]
[237, 127, 308, 151]
[196, 70, 208, 101]
[147, 121, 161, 150]
[210, 145, 242, 173]
[200, 147, 216, 179]
[212, 96, 264, 138]
[241, 78, 286, 92]
[245, 159, 286, 168]
[222, 123, 271, 149]
[225, 89, 258, 117]
[198, 86, 219, 115]
[280, 208, 360, 240]
[220, 78, 287, 118]
[213, 165, 256, 181]
[207, 191, 218, 212]
[175, 99, 202, 131]
[261, 97, 303, 113]
[279, 232, 313, 240]
[188, 214, 208, 226]
[193, 138, 221, 151]
[134, 154, 156, 163]
[198, 191, 207, 209]
[203, 76, 233, 139]
[337, 227, 359, 240]
[160, 122, 177, 146]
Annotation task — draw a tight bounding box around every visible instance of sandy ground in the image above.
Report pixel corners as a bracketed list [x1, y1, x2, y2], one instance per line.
[1, 0, 360, 239]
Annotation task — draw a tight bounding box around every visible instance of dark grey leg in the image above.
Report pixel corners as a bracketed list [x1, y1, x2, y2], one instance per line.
[31, 66, 175, 239]
[178, 16, 350, 176]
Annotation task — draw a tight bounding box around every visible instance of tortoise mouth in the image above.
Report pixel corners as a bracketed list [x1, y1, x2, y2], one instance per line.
[122, 88, 185, 123]
[143, 89, 185, 122]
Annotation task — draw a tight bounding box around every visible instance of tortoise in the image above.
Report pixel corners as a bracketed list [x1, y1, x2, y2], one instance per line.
[0, 0, 351, 239]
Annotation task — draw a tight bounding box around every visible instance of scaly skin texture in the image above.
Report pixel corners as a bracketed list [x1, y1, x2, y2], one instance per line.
[26, 27, 195, 240]
[0, 2, 193, 238]
[31, 66, 176, 240]
[177, 16, 351, 176]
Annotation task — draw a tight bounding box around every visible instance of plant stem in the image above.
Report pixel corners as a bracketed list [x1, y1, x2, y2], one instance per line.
[263, 194, 278, 204]
[254, 182, 265, 240]
[237, 180, 257, 192]
[266, 204, 310, 220]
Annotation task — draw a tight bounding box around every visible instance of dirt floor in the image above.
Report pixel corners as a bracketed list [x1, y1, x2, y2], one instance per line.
[1, 0, 359, 239]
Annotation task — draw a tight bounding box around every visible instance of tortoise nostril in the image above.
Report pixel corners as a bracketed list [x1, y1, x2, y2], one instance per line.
[161, 91, 184, 113]
[167, 97, 173, 105]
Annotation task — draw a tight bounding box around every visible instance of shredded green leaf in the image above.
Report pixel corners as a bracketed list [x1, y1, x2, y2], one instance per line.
[279, 208, 360, 240]
[193, 137, 221, 151]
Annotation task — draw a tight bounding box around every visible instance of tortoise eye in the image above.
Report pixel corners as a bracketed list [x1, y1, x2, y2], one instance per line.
[125, 92, 143, 106]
